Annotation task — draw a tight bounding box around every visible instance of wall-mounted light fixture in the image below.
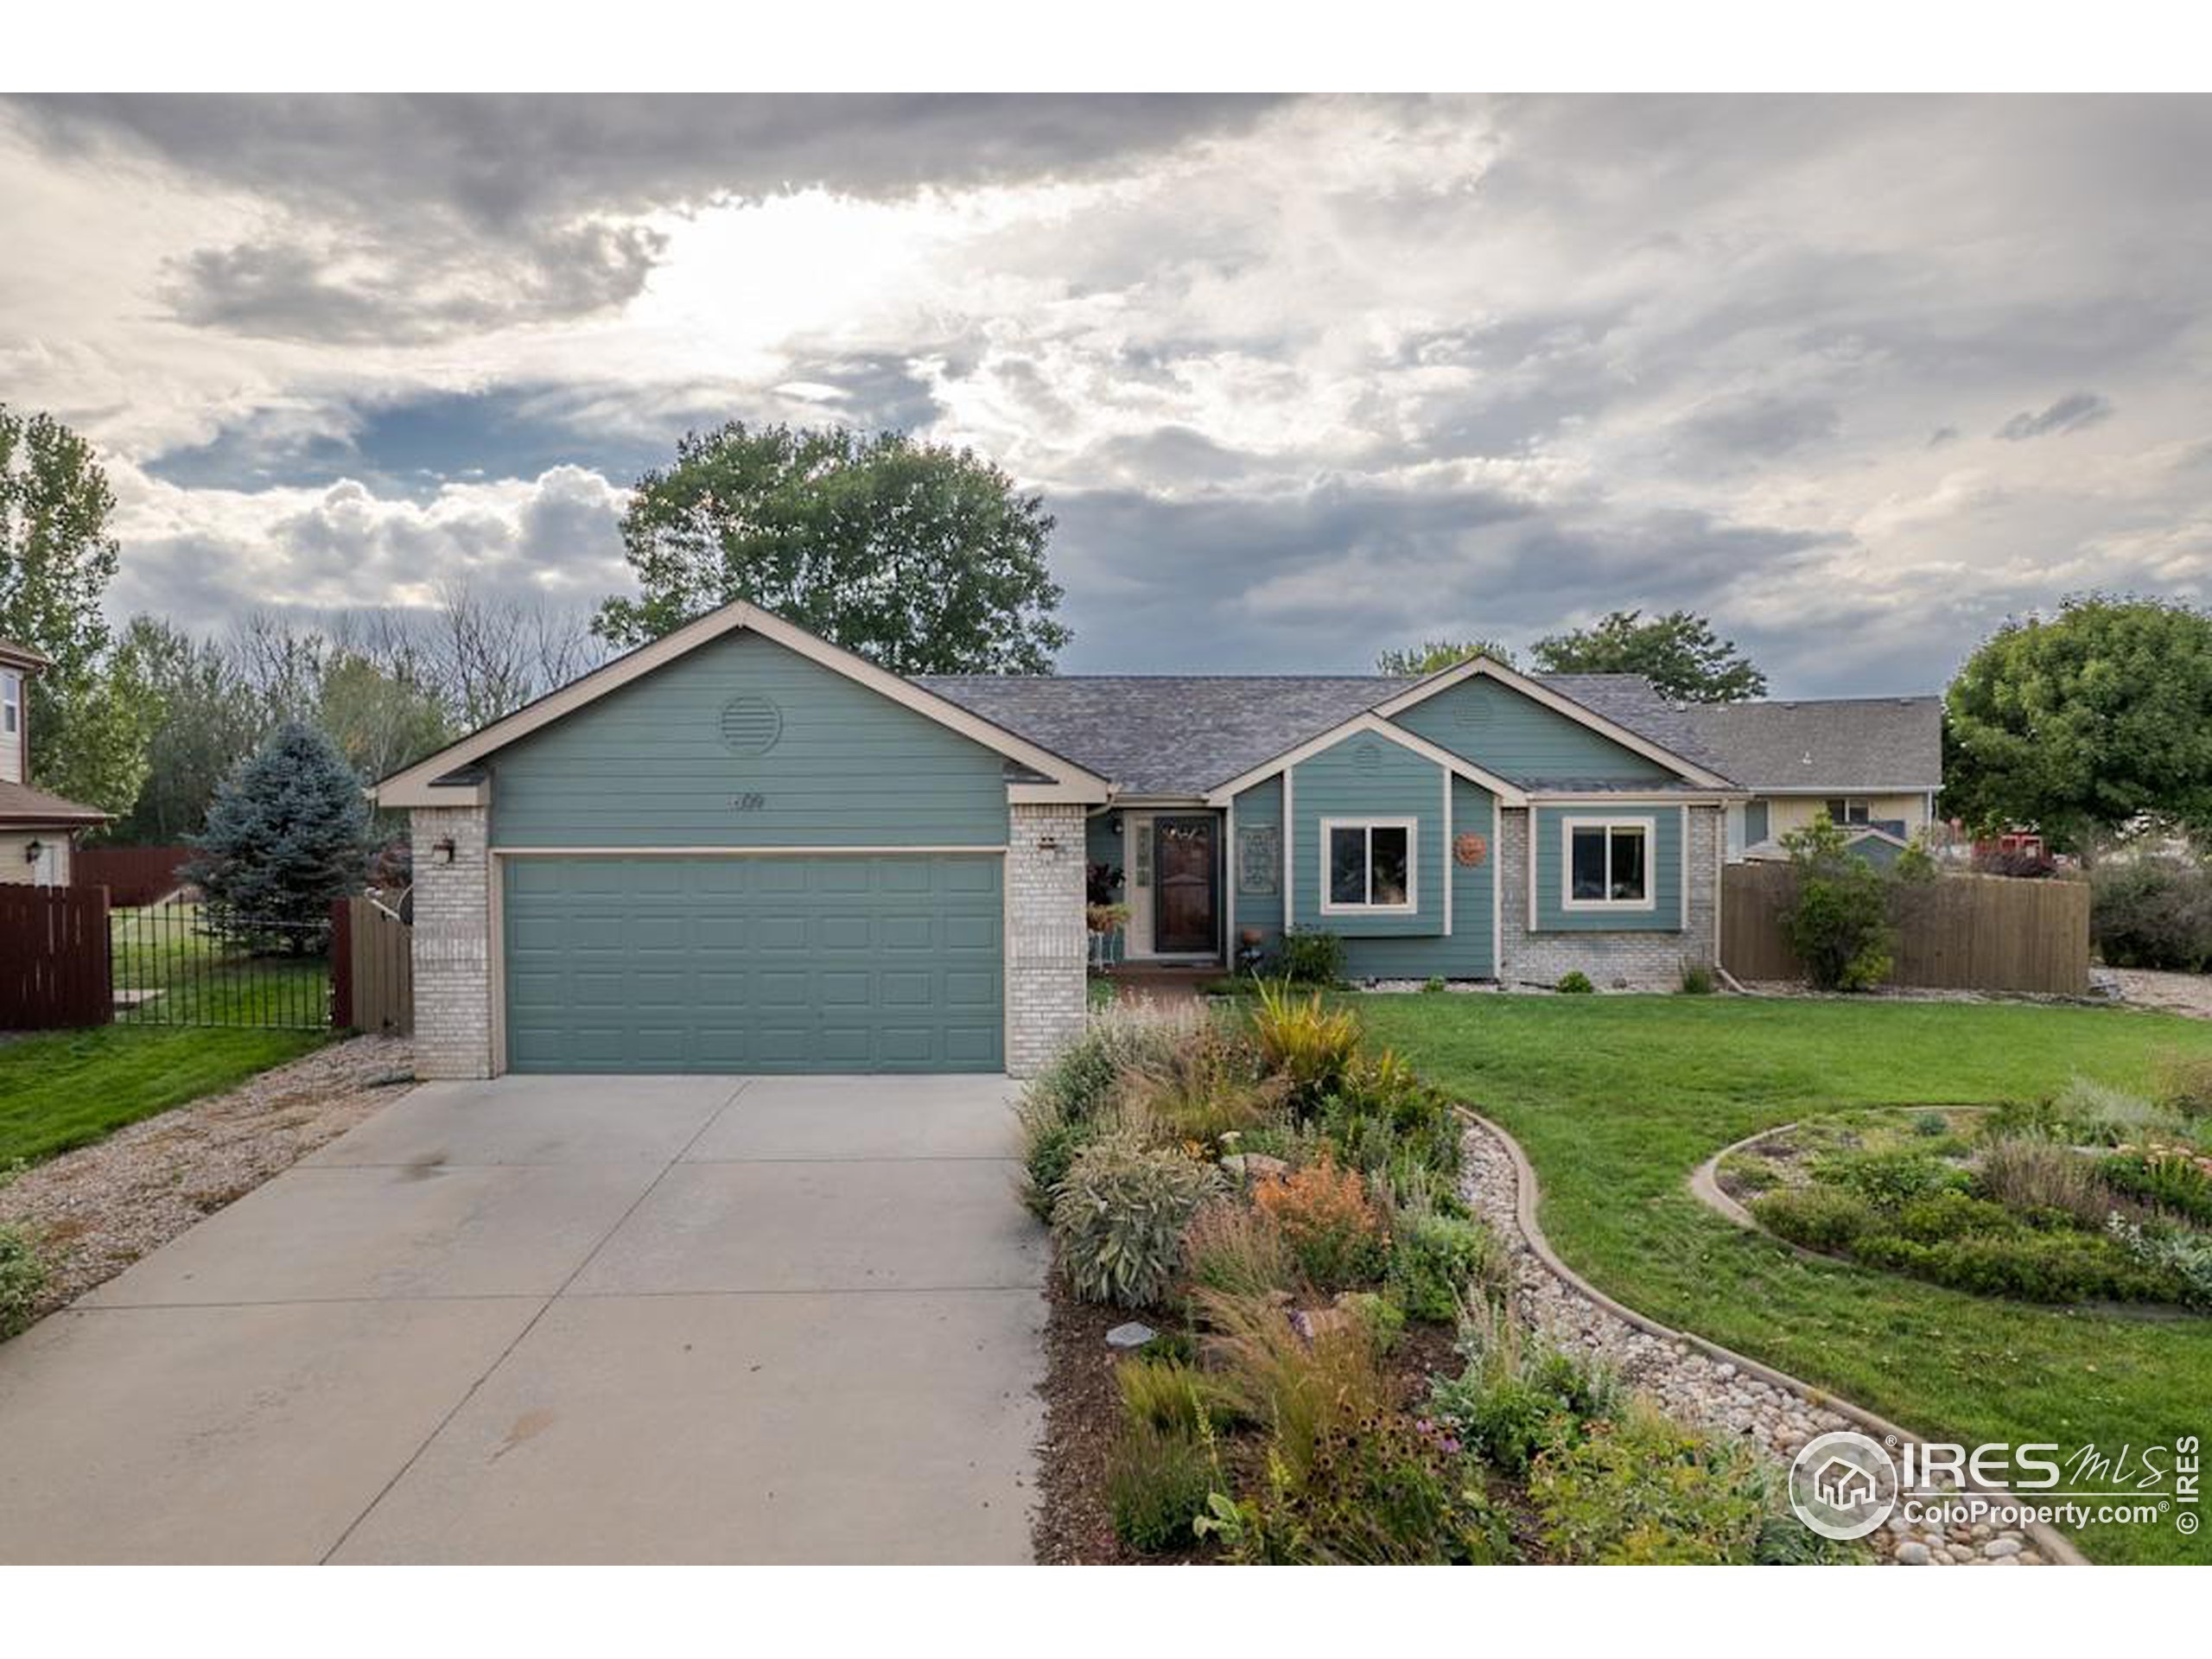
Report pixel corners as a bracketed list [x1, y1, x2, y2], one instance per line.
[431, 836, 457, 864]
[1037, 836, 1061, 859]
[22, 839, 42, 866]
[1106, 811, 1122, 835]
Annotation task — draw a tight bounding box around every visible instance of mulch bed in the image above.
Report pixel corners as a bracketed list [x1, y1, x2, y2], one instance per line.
[1030, 1268, 1471, 1565]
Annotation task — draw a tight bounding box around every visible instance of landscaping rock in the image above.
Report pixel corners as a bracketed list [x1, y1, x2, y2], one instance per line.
[1220, 1153, 1289, 1181]
[1457, 1116, 2058, 1569]
[1104, 1321, 1156, 1350]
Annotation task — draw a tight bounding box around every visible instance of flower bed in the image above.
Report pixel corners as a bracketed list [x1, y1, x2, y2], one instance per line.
[1715, 1067, 2212, 1310]
[1026, 989, 1854, 1564]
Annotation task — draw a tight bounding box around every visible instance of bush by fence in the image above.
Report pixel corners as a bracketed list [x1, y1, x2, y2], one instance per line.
[1722, 865, 2091, 995]
[2089, 855, 2212, 972]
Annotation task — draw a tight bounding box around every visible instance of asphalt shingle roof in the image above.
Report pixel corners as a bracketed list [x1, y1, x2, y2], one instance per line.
[922, 670, 1940, 798]
[1683, 696, 1943, 791]
[0, 779, 110, 826]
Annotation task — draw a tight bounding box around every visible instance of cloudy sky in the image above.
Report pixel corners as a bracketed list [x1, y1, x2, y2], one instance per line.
[3, 92, 2207, 694]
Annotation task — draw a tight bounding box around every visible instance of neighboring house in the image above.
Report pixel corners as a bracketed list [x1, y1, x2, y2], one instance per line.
[1681, 696, 1943, 861]
[0, 639, 111, 886]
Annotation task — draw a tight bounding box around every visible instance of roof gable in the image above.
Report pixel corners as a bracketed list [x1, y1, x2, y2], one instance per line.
[374, 600, 1110, 809]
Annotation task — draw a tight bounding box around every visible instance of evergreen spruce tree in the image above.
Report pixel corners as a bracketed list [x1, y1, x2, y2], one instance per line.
[188, 721, 371, 952]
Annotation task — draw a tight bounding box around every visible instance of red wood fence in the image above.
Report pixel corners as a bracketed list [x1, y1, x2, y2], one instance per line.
[72, 843, 194, 906]
[0, 884, 113, 1029]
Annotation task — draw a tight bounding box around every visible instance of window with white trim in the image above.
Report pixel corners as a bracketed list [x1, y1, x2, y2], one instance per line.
[1562, 817, 1653, 909]
[1320, 817, 1415, 913]
[1, 671, 17, 738]
[1825, 798, 1872, 825]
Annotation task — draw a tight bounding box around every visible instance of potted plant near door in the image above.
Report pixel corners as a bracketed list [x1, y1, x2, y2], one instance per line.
[1085, 861, 1128, 972]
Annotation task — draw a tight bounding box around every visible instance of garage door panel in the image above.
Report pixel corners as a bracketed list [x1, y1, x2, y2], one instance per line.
[504, 855, 1003, 1074]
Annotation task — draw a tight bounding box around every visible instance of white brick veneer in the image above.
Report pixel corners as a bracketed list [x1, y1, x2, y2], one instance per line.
[410, 804, 493, 1078]
[1497, 804, 1720, 988]
[1005, 800, 1088, 1077]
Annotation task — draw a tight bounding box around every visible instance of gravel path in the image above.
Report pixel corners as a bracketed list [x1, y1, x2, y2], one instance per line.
[2110, 968, 2212, 1020]
[1458, 1116, 2050, 1566]
[0, 1035, 414, 1318]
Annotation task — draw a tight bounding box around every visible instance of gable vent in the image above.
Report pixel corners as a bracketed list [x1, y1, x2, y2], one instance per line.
[720, 695, 784, 755]
[1354, 741, 1382, 770]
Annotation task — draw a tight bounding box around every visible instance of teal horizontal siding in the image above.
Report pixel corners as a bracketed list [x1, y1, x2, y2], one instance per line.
[1338, 778, 1496, 978]
[489, 631, 1009, 848]
[1531, 804, 1685, 932]
[1392, 677, 1673, 784]
[1231, 775, 1285, 944]
[1289, 732, 1442, 939]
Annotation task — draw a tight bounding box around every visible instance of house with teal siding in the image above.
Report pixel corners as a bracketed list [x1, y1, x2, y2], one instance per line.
[377, 599, 1933, 1083]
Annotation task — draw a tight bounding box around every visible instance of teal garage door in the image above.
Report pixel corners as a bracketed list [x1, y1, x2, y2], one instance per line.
[503, 855, 1003, 1073]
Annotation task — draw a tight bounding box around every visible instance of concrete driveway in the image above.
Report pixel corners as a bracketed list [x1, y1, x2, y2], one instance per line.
[0, 1074, 1046, 1564]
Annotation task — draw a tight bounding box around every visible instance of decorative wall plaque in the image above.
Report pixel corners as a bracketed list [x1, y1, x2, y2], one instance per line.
[1237, 825, 1281, 894]
[1452, 831, 1489, 868]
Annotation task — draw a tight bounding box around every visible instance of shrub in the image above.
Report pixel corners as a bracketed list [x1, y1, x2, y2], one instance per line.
[2152, 1050, 2212, 1119]
[1106, 1422, 1217, 1554]
[2101, 1150, 2212, 1226]
[1528, 1402, 1775, 1564]
[2090, 854, 2212, 972]
[1894, 1189, 2017, 1243]
[1250, 982, 1362, 1115]
[1977, 1136, 2113, 1230]
[1421, 976, 1447, 994]
[1236, 1409, 1507, 1564]
[2050, 1076, 2176, 1146]
[1780, 817, 1895, 991]
[1809, 1148, 1966, 1208]
[1267, 926, 1346, 987]
[1120, 1022, 1290, 1149]
[2107, 1216, 2212, 1307]
[1015, 1098, 1096, 1221]
[0, 1225, 46, 1340]
[1905, 1230, 2171, 1304]
[1751, 1185, 1873, 1253]
[1555, 970, 1594, 995]
[1025, 1001, 1211, 1125]
[1318, 1048, 1462, 1183]
[1426, 1308, 1620, 1478]
[1251, 1153, 1388, 1291]
[1181, 1198, 1297, 1299]
[1052, 1135, 1224, 1308]
[1116, 1355, 1241, 1436]
[1679, 963, 1715, 995]
[1911, 1110, 1950, 1137]
[1389, 1210, 1508, 1323]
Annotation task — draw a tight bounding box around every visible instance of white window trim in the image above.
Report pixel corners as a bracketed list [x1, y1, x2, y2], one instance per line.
[1560, 815, 1657, 913]
[1, 670, 18, 734]
[1319, 816, 1418, 916]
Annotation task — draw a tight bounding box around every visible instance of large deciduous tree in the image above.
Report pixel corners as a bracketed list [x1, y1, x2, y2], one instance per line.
[0, 404, 160, 817]
[116, 617, 267, 842]
[593, 423, 1071, 673]
[1530, 609, 1766, 702]
[1375, 638, 1517, 675]
[1944, 594, 2212, 854]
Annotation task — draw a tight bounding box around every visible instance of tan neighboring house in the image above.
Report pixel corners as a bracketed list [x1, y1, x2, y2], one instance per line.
[1684, 695, 1944, 862]
[0, 639, 111, 885]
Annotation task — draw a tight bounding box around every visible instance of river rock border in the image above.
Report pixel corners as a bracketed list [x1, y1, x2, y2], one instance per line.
[1457, 1110, 2082, 1566]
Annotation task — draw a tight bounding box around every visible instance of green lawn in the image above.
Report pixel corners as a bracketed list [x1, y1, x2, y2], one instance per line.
[110, 902, 329, 1030]
[1356, 992, 2212, 1565]
[0, 1026, 324, 1167]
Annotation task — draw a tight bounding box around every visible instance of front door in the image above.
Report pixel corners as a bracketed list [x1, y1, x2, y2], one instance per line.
[1152, 817, 1219, 956]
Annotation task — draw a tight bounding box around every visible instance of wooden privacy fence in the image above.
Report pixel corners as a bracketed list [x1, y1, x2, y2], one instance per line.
[330, 895, 413, 1034]
[73, 843, 195, 906]
[0, 884, 113, 1029]
[1721, 865, 2092, 995]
